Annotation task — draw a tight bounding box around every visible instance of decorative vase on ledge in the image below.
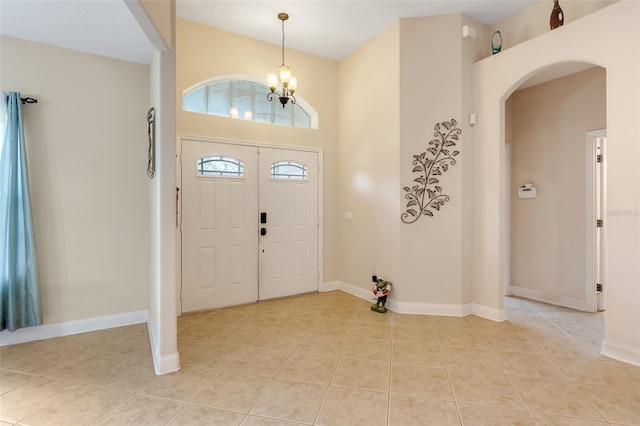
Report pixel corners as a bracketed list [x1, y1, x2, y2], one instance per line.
[550, 0, 564, 29]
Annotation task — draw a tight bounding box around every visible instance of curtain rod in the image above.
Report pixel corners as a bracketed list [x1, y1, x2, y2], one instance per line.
[21, 97, 38, 105]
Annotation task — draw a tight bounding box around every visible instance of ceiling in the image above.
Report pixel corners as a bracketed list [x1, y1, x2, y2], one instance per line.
[1, 0, 536, 65]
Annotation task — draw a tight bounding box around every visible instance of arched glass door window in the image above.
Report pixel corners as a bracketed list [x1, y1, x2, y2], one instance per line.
[270, 161, 308, 180]
[196, 155, 244, 177]
[183, 79, 312, 129]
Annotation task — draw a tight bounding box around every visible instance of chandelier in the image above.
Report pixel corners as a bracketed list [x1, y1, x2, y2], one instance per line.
[267, 13, 297, 108]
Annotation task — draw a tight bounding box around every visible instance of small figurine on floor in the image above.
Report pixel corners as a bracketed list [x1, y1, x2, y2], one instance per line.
[371, 279, 392, 313]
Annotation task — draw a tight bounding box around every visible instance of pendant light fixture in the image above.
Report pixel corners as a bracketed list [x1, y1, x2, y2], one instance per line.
[267, 12, 297, 108]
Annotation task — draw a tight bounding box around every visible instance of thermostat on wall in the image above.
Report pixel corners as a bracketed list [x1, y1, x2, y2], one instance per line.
[518, 183, 536, 199]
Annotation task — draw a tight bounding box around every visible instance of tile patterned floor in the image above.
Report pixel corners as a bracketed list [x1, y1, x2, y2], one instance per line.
[1, 291, 639, 425]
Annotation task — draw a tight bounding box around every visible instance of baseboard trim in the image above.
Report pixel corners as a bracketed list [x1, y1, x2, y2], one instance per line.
[509, 285, 587, 311]
[147, 321, 181, 375]
[0, 310, 149, 347]
[602, 339, 640, 367]
[325, 281, 503, 320]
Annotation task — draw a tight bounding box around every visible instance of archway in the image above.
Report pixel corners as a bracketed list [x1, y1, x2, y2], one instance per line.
[471, 1, 640, 365]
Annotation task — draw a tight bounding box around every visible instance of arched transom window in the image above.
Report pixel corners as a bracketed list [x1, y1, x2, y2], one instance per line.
[183, 79, 314, 129]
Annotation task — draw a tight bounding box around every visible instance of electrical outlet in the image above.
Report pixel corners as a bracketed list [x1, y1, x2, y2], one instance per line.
[372, 273, 377, 283]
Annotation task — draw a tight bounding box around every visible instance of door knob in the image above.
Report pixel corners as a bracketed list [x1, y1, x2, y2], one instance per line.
[260, 228, 267, 236]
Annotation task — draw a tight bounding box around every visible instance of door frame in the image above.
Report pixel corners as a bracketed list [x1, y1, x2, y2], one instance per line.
[176, 135, 324, 315]
[585, 129, 607, 313]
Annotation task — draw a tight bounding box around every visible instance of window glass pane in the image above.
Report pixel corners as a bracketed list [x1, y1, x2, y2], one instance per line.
[183, 79, 312, 129]
[274, 102, 293, 126]
[183, 86, 206, 113]
[293, 105, 310, 128]
[271, 161, 307, 180]
[254, 84, 273, 124]
[197, 155, 244, 177]
[230, 81, 253, 120]
[207, 82, 230, 116]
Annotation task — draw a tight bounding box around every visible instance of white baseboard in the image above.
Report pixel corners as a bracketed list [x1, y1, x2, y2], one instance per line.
[509, 285, 587, 311]
[472, 303, 507, 322]
[602, 339, 640, 367]
[147, 321, 181, 375]
[326, 281, 503, 320]
[0, 310, 149, 347]
[319, 280, 340, 292]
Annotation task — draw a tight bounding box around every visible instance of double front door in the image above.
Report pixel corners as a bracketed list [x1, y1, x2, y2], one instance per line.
[181, 140, 319, 312]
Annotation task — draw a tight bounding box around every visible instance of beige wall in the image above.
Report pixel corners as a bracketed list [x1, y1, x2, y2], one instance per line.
[338, 22, 401, 294]
[398, 14, 475, 307]
[486, 0, 618, 57]
[472, 1, 640, 364]
[508, 67, 606, 306]
[0, 36, 151, 324]
[176, 19, 340, 284]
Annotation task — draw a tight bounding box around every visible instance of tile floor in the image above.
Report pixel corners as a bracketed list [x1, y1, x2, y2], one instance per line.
[1, 291, 639, 425]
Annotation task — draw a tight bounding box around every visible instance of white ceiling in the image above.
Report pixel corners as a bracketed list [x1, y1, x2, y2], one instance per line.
[177, 0, 536, 61]
[1, 0, 537, 65]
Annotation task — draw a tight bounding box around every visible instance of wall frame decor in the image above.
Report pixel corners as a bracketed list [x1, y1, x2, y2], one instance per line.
[401, 118, 461, 224]
[147, 107, 156, 179]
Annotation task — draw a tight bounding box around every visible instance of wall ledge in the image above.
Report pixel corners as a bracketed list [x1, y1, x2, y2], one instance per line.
[323, 281, 504, 321]
[602, 339, 640, 367]
[0, 310, 149, 347]
[509, 285, 588, 312]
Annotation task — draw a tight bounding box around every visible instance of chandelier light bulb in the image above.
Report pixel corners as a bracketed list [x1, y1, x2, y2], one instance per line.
[267, 73, 278, 91]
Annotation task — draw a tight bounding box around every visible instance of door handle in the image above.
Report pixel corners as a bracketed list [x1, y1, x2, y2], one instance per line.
[260, 228, 267, 236]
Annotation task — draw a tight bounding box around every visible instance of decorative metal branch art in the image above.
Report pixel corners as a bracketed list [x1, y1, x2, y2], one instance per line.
[401, 118, 461, 224]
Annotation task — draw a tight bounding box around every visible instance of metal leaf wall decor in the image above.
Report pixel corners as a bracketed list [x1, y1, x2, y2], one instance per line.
[401, 118, 461, 224]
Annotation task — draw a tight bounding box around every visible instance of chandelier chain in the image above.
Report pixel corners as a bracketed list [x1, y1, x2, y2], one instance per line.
[281, 18, 286, 66]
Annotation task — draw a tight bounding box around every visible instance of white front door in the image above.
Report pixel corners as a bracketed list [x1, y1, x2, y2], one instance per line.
[181, 140, 320, 312]
[258, 148, 319, 300]
[181, 141, 259, 312]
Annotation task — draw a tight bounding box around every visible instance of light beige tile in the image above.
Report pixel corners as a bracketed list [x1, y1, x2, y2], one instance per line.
[349, 321, 391, 340]
[392, 341, 443, 367]
[354, 308, 394, 324]
[307, 321, 352, 338]
[240, 415, 302, 425]
[392, 324, 438, 344]
[441, 346, 501, 373]
[89, 356, 156, 392]
[92, 394, 184, 425]
[276, 352, 338, 384]
[436, 328, 486, 348]
[331, 357, 389, 392]
[530, 412, 608, 425]
[577, 383, 640, 425]
[137, 365, 219, 401]
[457, 403, 533, 425]
[0, 376, 84, 422]
[225, 348, 290, 377]
[294, 331, 346, 356]
[390, 363, 452, 400]
[0, 340, 59, 367]
[393, 314, 434, 327]
[0, 369, 35, 395]
[481, 334, 539, 352]
[39, 350, 128, 383]
[509, 377, 604, 420]
[181, 341, 246, 369]
[493, 351, 566, 380]
[250, 378, 326, 424]
[550, 357, 638, 387]
[449, 370, 522, 409]
[251, 329, 306, 351]
[342, 337, 391, 361]
[534, 337, 600, 359]
[4, 345, 81, 374]
[166, 405, 244, 426]
[192, 371, 270, 413]
[0, 421, 13, 426]
[389, 394, 459, 425]
[315, 385, 388, 426]
[21, 384, 129, 426]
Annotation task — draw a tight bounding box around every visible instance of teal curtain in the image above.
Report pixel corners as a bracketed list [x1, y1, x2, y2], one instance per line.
[0, 92, 42, 331]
